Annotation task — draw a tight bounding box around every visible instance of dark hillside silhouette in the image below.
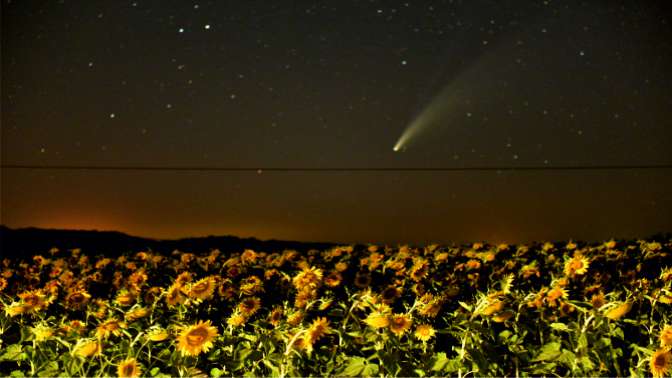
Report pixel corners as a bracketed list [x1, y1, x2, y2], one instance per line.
[0, 226, 336, 259]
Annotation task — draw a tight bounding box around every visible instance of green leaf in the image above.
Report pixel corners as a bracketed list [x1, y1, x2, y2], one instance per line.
[431, 352, 449, 372]
[361, 363, 379, 377]
[550, 322, 570, 332]
[580, 356, 595, 371]
[414, 369, 426, 377]
[532, 342, 562, 362]
[10, 371, 25, 378]
[150, 367, 161, 376]
[210, 368, 223, 378]
[37, 361, 59, 377]
[458, 301, 473, 311]
[0, 344, 24, 362]
[341, 356, 378, 377]
[341, 357, 367, 377]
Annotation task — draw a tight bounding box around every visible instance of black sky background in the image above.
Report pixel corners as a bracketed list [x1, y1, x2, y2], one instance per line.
[2, 0, 671, 244]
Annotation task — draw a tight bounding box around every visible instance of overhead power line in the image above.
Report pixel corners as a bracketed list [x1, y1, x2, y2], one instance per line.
[2, 164, 672, 172]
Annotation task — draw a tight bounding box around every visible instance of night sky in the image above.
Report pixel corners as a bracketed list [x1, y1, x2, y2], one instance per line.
[2, 0, 671, 244]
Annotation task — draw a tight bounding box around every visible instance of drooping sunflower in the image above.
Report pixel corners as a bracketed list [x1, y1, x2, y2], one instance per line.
[125, 307, 150, 322]
[650, 348, 672, 378]
[31, 323, 55, 342]
[227, 311, 247, 327]
[660, 325, 672, 347]
[176, 320, 219, 356]
[305, 317, 331, 346]
[364, 311, 389, 329]
[72, 339, 102, 358]
[146, 327, 170, 342]
[238, 296, 262, 317]
[165, 282, 186, 307]
[187, 276, 216, 301]
[389, 313, 413, 336]
[380, 287, 401, 304]
[96, 318, 127, 339]
[239, 275, 264, 296]
[287, 310, 305, 326]
[414, 324, 436, 342]
[117, 357, 142, 378]
[114, 290, 136, 307]
[604, 302, 632, 320]
[17, 289, 51, 313]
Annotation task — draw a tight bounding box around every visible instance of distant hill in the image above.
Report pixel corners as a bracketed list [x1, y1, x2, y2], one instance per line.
[0, 226, 337, 258]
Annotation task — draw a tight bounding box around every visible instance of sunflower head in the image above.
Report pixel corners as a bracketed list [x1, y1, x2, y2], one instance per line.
[660, 325, 672, 347]
[414, 324, 436, 342]
[305, 317, 331, 345]
[389, 313, 413, 337]
[604, 302, 632, 320]
[238, 297, 262, 317]
[176, 320, 219, 356]
[73, 339, 102, 358]
[650, 348, 672, 378]
[146, 327, 170, 342]
[117, 358, 142, 378]
[187, 276, 216, 301]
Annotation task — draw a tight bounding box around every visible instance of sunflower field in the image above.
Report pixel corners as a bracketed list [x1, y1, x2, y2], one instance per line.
[0, 237, 671, 377]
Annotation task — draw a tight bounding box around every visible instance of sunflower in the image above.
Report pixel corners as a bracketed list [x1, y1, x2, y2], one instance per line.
[165, 283, 186, 307]
[492, 310, 515, 323]
[4, 302, 27, 317]
[146, 327, 170, 342]
[187, 276, 216, 301]
[354, 272, 372, 288]
[324, 271, 343, 288]
[417, 294, 443, 318]
[175, 271, 193, 285]
[73, 339, 102, 357]
[115, 290, 136, 307]
[125, 307, 150, 322]
[564, 254, 590, 277]
[238, 297, 262, 317]
[269, 306, 284, 327]
[292, 266, 323, 290]
[334, 262, 348, 272]
[241, 249, 258, 265]
[546, 286, 568, 307]
[117, 358, 142, 378]
[31, 323, 54, 342]
[364, 311, 389, 329]
[388, 314, 413, 336]
[305, 317, 331, 347]
[660, 325, 672, 347]
[650, 348, 672, 378]
[96, 318, 127, 339]
[17, 289, 51, 313]
[294, 288, 317, 309]
[239, 275, 264, 296]
[227, 311, 247, 327]
[176, 320, 219, 356]
[410, 259, 430, 281]
[604, 302, 632, 320]
[287, 310, 305, 326]
[590, 292, 607, 309]
[414, 324, 436, 342]
[381, 287, 401, 304]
